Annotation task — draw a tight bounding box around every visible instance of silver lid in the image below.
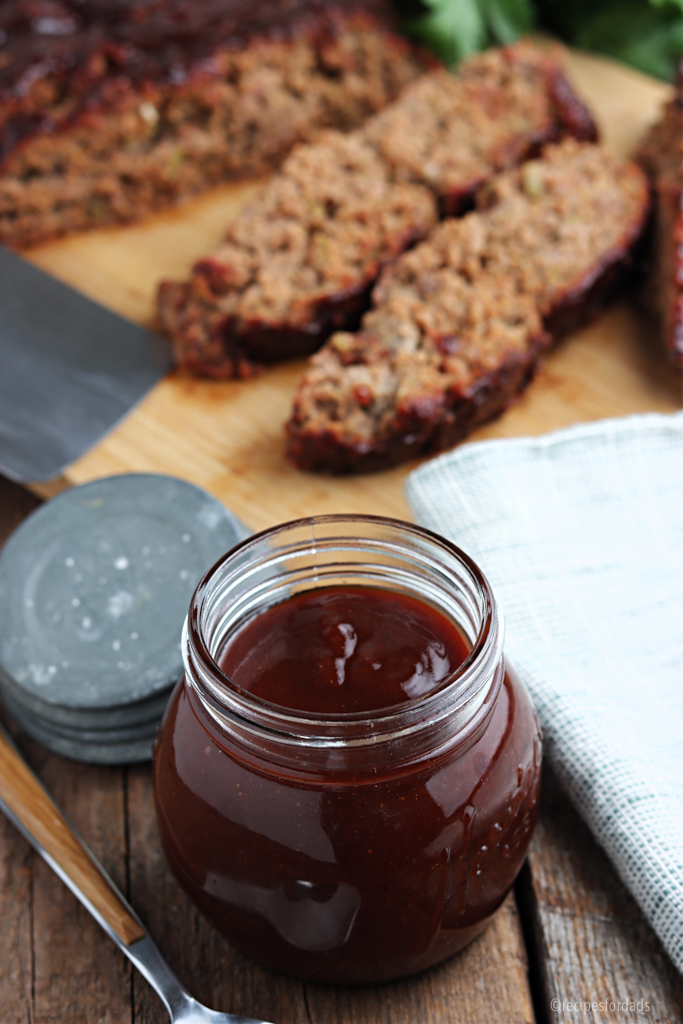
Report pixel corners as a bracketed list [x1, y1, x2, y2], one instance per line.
[0, 474, 249, 755]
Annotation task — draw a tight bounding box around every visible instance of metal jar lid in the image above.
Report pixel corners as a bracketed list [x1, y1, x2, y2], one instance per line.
[0, 474, 249, 763]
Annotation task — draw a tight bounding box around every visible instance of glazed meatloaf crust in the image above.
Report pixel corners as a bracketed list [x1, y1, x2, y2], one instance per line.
[286, 140, 650, 474]
[157, 42, 597, 378]
[636, 64, 683, 370]
[0, 0, 427, 247]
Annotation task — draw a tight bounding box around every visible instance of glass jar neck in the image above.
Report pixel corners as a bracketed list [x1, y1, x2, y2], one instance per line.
[182, 516, 505, 779]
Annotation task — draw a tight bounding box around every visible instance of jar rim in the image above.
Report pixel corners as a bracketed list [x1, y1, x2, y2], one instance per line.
[185, 514, 503, 743]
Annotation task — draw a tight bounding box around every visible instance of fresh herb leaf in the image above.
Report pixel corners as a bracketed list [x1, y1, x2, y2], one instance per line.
[398, 0, 681, 80]
[649, 0, 683, 14]
[485, 0, 535, 44]
[536, 0, 682, 80]
[405, 0, 533, 66]
[406, 0, 486, 64]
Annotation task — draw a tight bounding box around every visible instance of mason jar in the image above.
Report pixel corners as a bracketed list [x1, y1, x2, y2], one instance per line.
[153, 515, 541, 983]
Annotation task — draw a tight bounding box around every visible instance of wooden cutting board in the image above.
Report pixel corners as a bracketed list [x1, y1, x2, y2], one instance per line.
[26, 49, 681, 531]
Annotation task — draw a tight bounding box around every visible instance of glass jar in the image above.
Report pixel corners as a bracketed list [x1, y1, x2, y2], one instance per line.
[153, 515, 541, 984]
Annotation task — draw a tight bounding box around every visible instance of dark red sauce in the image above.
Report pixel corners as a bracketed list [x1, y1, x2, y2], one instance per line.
[153, 585, 541, 983]
[218, 586, 471, 715]
[0, 0, 390, 158]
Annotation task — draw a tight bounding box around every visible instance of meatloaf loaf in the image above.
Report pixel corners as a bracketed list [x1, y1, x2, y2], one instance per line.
[0, 1, 427, 248]
[636, 63, 683, 370]
[286, 140, 650, 474]
[157, 41, 597, 378]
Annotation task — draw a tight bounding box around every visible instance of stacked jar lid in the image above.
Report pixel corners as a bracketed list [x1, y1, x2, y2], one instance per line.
[0, 475, 248, 763]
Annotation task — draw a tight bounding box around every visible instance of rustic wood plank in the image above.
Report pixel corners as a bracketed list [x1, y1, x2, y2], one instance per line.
[126, 763, 310, 1024]
[0, 455, 574, 1024]
[0, 473, 679, 1024]
[305, 892, 534, 1024]
[2, 43, 682, 1011]
[29, 753, 132, 1024]
[0, 478, 133, 1024]
[0, 710, 134, 1024]
[517, 767, 683, 1024]
[0, 772, 33, 1023]
[30, 300, 682, 534]
[0, 476, 41, 544]
[0, 728, 145, 948]
[0, 480, 40, 1023]
[127, 756, 535, 1024]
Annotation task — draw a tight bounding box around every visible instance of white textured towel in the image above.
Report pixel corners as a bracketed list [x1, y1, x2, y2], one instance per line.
[405, 413, 683, 973]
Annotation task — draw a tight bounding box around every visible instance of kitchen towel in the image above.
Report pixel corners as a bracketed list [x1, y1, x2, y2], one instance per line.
[405, 412, 683, 973]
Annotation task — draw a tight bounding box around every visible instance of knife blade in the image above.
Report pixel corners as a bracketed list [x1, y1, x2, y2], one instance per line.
[0, 246, 171, 482]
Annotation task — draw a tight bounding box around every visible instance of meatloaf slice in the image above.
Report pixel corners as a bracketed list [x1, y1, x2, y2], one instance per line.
[0, 2, 427, 248]
[157, 41, 598, 378]
[286, 141, 650, 474]
[364, 40, 597, 214]
[157, 132, 438, 376]
[636, 65, 683, 370]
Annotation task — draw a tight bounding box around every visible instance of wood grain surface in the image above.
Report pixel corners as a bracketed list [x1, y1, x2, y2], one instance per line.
[126, 762, 535, 1024]
[1, 44, 682, 1024]
[0, 477, 537, 1024]
[1, 483, 682, 1022]
[0, 726, 145, 947]
[23, 49, 681, 523]
[520, 769, 683, 1024]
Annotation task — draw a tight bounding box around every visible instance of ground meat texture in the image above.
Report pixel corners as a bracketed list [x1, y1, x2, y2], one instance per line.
[286, 140, 650, 474]
[157, 132, 438, 375]
[636, 65, 683, 371]
[0, 2, 427, 248]
[363, 40, 597, 214]
[158, 41, 598, 377]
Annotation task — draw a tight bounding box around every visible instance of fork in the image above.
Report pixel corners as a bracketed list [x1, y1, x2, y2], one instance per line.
[0, 722, 274, 1024]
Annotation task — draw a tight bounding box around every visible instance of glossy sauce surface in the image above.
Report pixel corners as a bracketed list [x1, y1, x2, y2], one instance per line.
[218, 586, 471, 715]
[0, 0, 389, 160]
[0, 0, 381, 91]
[154, 586, 542, 983]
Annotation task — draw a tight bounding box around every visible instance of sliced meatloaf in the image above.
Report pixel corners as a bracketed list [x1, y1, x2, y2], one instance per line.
[157, 132, 438, 376]
[363, 40, 597, 215]
[157, 41, 598, 378]
[0, 1, 426, 248]
[636, 65, 683, 370]
[286, 140, 650, 474]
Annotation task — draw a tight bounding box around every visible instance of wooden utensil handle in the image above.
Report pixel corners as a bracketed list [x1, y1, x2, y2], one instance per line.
[0, 724, 145, 946]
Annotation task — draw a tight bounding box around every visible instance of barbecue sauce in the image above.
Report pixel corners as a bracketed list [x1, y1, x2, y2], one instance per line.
[0, 0, 390, 159]
[218, 585, 471, 715]
[153, 584, 541, 983]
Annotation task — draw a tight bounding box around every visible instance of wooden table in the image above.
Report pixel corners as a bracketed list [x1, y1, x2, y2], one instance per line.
[1, 476, 682, 1024]
[1, 45, 682, 1024]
